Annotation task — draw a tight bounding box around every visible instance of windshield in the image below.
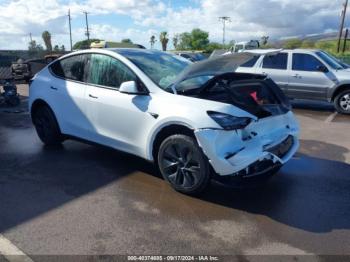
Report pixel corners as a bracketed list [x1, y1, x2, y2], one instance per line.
[115, 49, 191, 89]
[316, 51, 344, 70]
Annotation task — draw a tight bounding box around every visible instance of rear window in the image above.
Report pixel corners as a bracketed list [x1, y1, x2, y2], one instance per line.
[49, 55, 86, 82]
[262, 53, 288, 70]
[240, 56, 260, 67]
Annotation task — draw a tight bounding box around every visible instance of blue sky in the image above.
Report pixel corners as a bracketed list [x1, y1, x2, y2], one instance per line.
[0, 0, 348, 50]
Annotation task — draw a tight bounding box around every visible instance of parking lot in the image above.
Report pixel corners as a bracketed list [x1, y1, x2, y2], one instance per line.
[0, 84, 350, 260]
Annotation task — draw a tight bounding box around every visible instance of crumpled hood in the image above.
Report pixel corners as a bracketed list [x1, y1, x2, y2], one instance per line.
[171, 53, 254, 88]
[171, 49, 283, 89]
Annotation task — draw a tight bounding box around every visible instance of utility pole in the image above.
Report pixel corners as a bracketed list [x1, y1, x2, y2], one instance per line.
[83, 11, 90, 42]
[337, 0, 348, 53]
[219, 16, 231, 46]
[68, 9, 73, 51]
[343, 28, 349, 52]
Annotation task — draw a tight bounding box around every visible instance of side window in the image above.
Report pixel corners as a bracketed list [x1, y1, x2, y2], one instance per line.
[50, 55, 85, 81]
[292, 53, 324, 71]
[87, 54, 137, 89]
[240, 56, 260, 68]
[262, 53, 288, 70]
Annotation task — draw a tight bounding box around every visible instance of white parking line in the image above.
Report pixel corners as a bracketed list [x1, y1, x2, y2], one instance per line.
[325, 111, 338, 124]
[0, 234, 34, 262]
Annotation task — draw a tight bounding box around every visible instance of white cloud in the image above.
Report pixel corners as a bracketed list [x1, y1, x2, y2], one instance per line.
[0, 0, 347, 50]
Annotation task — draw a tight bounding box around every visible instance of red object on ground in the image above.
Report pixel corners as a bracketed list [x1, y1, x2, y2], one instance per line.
[250, 91, 258, 102]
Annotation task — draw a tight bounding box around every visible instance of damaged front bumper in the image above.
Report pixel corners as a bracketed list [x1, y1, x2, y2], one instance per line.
[194, 111, 299, 177]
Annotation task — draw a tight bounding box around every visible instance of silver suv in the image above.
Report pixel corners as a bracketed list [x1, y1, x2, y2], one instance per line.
[236, 49, 350, 114]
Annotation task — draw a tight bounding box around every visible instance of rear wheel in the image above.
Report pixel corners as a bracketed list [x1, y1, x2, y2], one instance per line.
[157, 134, 210, 195]
[334, 89, 350, 114]
[32, 105, 63, 146]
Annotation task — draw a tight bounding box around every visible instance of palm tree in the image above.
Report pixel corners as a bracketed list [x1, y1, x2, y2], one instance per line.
[150, 35, 156, 49]
[159, 32, 169, 51]
[173, 34, 179, 50]
[42, 31, 52, 51]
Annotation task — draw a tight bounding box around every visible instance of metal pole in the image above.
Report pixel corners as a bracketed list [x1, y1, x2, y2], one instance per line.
[343, 28, 349, 53]
[219, 17, 231, 46]
[337, 0, 348, 53]
[84, 11, 90, 42]
[68, 9, 73, 51]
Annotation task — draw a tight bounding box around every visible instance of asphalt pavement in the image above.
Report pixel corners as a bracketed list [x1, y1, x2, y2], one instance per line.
[0, 85, 349, 261]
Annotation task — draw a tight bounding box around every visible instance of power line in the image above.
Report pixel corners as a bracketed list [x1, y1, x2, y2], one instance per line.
[219, 16, 231, 46]
[68, 9, 73, 51]
[83, 11, 90, 42]
[337, 0, 348, 53]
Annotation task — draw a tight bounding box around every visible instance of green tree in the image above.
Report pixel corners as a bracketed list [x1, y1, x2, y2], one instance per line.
[121, 38, 133, 44]
[53, 45, 60, 51]
[283, 38, 302, 49]
[301, 40, 315, 49]
[159, 31, 169, 51]
[172, 34, 179, 50]
[177, 32, 192, 50]
[28, 40, 44, 56]
[73, 39, 101, 50]
[315, 40, 337, 53]
[177, 29, 209, 50]
[190, 28, 209, 50]
[204, 42, 224, 53]
[42, 31, 52, 51]
[150, 35, 156, 49]
[60, 45, 65, 52]
[260, 36, 269, 46]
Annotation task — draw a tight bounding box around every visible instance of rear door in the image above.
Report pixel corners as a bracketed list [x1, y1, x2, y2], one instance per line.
[288, 53, 334, 100]
[255, 52, 289, 95]
[84, 53, 152, 156]
[48, 54, 91, 138]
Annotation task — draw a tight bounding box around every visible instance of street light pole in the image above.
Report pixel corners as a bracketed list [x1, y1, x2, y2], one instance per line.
[68, 9, 73, 51]
[83, 11, 90, 42]
[219, 16, 231, 46]
[337, 0, 348, 53]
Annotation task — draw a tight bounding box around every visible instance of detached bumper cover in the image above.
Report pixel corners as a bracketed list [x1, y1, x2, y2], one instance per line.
[195, 111, 299, 176]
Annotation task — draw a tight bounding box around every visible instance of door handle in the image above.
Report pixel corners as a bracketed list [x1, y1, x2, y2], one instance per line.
[50, 86, 58, 90]
[89, 94, 98, 99]
[292, 74, 301, 78]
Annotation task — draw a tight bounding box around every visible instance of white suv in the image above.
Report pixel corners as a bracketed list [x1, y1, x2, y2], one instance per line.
[29, 49, 299, 194]
[236, 49, 350, 114]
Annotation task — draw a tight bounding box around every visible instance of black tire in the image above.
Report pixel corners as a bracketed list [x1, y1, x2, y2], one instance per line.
[157, 134, 211, 195]
[334, 89, 350, 114]
[32, 105, 63, 146]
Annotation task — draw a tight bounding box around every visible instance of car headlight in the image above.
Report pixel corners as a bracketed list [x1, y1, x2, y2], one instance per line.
[207, 111, 252, 130]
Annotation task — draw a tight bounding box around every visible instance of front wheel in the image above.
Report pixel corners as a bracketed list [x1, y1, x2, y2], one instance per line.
[334, 89, 350, 114]
[157, 134, 211, 195]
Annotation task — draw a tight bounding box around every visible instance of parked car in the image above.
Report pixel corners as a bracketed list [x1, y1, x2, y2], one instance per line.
[175, 52, 207, 62]
[235, 49, 350, 114]
[11, 54, 62, 82]
[29, 49, 299, 194]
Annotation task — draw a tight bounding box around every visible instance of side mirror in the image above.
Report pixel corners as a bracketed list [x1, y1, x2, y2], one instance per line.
[317, 65, 328, 73]
[119, 81, 147, 95]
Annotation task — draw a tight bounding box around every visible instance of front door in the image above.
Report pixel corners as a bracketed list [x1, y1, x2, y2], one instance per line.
[288, 53, 334, 100]
[85, 53, 153, 157]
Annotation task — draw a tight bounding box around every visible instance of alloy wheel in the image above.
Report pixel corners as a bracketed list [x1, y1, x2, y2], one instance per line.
[161, 142, 201, 189]
[339, 93, 350, 111]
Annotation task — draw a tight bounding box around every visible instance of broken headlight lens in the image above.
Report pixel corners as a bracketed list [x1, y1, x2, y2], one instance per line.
[208, 111, 251, 130]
